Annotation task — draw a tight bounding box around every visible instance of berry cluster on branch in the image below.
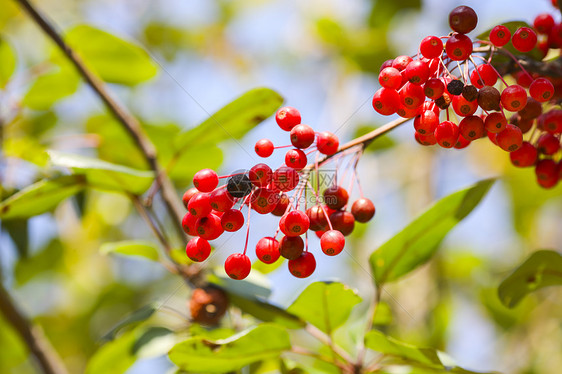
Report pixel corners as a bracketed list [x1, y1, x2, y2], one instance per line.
[372, 4, 562, 188]
[181, 107, 375, 280]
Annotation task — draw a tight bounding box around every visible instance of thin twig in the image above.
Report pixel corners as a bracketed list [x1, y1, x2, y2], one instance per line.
[15, 0, 186, 240]
[304, 323, 355, 365]
[0, 282, 69, 374]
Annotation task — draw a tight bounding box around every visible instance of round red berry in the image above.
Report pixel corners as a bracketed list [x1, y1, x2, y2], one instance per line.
[195, 214, 224, 240]
[351, 198, 375, 223]
[330, 211, 355, 236]
[249, 163, 273, 187]
[435, 121, 460, 148]
[445, 33, 473, 61]
[224, 253, 251, 280]
[320, 230, 345, 256]
[290, 124, 315, 149]
[459, 115, 485, 141]
[188, 192, 212, 217]
[529, 78, 555, 103]
[378, 67, 402, 90]
[449, 5, 478, 34]
[496, 124, 523, 152]
[372, 87, 400, 115]
[489, 25, 511, 47]
[221, 209, 244, 232]
[209, 188, 235, 212]
[186, 237, 212, 262]
[272, 166, 299, 192]
[281, 210, 310, 237]
[288, 252, 316, 278]
[279, 235, 304, 260]
[424, 78, 445, 100]
[285, 148, 308, 170]
[276, 106, 301, 131]
[501, 85, 527, 112]
[255, 138, 274, 158]
[182, 187, 199, 209]
[512, 27, 538, 53]
[317, 132, 339, 155]
[510, 141, 537, 167]
[255, 237, 280, 264]
[323, 185, 349, 210]
[420, 36, 443, 59]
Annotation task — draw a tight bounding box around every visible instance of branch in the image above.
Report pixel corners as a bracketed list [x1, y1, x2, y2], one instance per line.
[0, 282, 68, 374]
[15, 0, 186, 240]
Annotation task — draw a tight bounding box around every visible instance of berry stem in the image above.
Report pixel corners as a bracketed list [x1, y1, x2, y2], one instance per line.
[243, 202, 252, 256]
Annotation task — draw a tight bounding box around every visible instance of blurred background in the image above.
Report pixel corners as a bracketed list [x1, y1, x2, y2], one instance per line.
[1, 0, 561, 373]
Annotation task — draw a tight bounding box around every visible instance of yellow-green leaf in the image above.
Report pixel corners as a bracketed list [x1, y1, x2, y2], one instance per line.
[100, 240, 160, 262]
[0, 36, 16, 88]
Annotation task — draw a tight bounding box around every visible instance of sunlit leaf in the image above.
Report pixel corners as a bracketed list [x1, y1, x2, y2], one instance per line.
[48, 151, 154, 194]
[100, 240, 160, 262]
[169, 324, 291, 373]
[23, 66, 80, 110]
[287, 281, 361, 334]
[172, 88, 283, 157]
[85, 329, 138, 374]
[370, 179, 495, 285]
[0, 314, 28, 371]
[0, 36, 16, 88]
[498, 250, 562, 308]
[0, 175, 85, 219]
[65, 25, 157, 85]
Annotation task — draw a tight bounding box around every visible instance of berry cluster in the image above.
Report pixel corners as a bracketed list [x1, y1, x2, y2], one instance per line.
[181, 107, 375, 280]
[372, 5, 562, 188]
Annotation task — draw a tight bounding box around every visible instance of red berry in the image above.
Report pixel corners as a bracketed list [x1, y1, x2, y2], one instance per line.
[196, 214, 224, 240]
[250, 188, 278, 214]
[454, 134, 471, 149]
[182, 212, 198, 235]
[424, 78, 445, 99]
[512, 27, 538, 53]
[281, 210, 310, 237]
[404, 60, 430, 85]
[445, 33, 473, 61]
[279, 235, 304, 260]
[249, 163, 273, 187]
[484, 112, 507, 133]
[396, 103, 421, 119]
[271, 193, 290, 216]
[193, 169, 219, 193]
[469, 64, 498, 88]
[276, 106, 301, 131]
[501, 85, 527, 112]
[537, 133, 561, 155]
[288, 252, 316, 278]
[452, 95, 478, 117]
[188, 192, 212, 217]
[330, 211, 355, 236]
[351, 198, 375, 223]
[420, 36, 443, 59]
[435, 120, 460, 148]
[510, 141, 537, 167]
[534, 13, 555, 34]
[496, 124, 523, 152]
[413, 110, 439, 135]
[459, 115, 485, 141]
[306, 205, 329, 231]
[182, 187, 199, 209]
[542, 109, 562, 134]
[224, 253, 251, 280]
[272, 166, 299, 191]
[290, 124, 315, 149]
[378, 67, 402, 89]
[317, 132, 339, 155]
[529, 78, 555, 102]
[514, 71, 533, 88]
[489, 25, 511, 47]
[323, 185, 349, 210]
[320, 230, 345, 256]
[255, 237, 280, 264]
[380, 59, 394, 71]
[185, 237, 211, 262]
[221, 209, 244, 232]
[535, 159, 559, 188]
[392, 55, 413, 71]
[209, 188, 235, 212]
[372, 87, 400, 115]
[255, 138, 274, 158]
[400, 82, 425, 109]
[415, 131, 437, 146]
[285, 148, 308, 170]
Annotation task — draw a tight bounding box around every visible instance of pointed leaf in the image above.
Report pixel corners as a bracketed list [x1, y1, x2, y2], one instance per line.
[370, 179, 494, 285]
[0, 37, 17, 88]
[100, 240, 160, 261]
[0, 175, 85, 220]
[287, 281, 361, 334]
[498, 250, 562, 308]
[48, 151, 154, 194]
[173, 88, 283, 152]
[169, 324, 291, 373]
[65, 25, 157, 85]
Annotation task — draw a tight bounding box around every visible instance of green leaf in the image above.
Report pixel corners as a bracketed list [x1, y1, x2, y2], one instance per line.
[0, 175, 85, 220]
[498, 250, 562, 308]
[0, 314, 28, 371]
[85, 329, 138, 374]
[287, 281, 361, 334]
[173, 87, 283, 153]
[365, 330, 442, 366]
[209, 267, 272, 300]
[48, 151, 154, 194]
[228, 294, 305, 329]
[101, 303, 159, 341]
[169, 324, 291, 373]
[100, 240, 160, 262]
[23, 66, 80, 110]
[14, 240, 64, 285]
[65, 25, 157, 85]
[370, 179, 495, 285]
[3, 219, 28, 258]
[353, 125, 396, 153]
[0, 36, 17, 88]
